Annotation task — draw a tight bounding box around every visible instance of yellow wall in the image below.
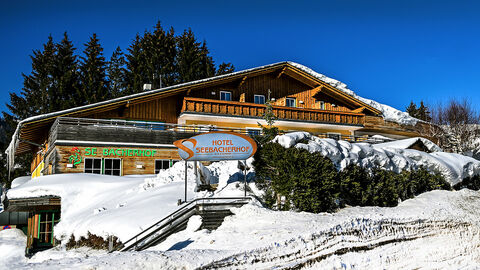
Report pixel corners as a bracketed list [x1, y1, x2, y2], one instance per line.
[184, 119, 353, 136]
[31, 161, 44, 179]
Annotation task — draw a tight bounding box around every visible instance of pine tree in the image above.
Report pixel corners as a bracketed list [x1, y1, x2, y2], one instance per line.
[417, 101, 432, 122]
[79, 33, 109, 104]
[4, 35, 56, 124]
[107, 46, 127, 98]
[216, 62, 235, 76]
[198, 40, 215, 79]
[176, 28, 201, 83]
[2, 36, 57, 185]
[162, 26, 177, 86]
[125, 34, 149, 95]
[144, 22, 177, 89]
[406, 101, 418, 118]
[53, 32, 81, 109]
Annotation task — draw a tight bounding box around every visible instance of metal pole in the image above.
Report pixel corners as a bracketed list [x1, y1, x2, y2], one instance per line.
[185, 160, 188, 203]
[244, 160, 247, 197]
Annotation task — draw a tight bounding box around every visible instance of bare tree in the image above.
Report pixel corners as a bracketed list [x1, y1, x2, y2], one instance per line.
[430, 99, 480, 155]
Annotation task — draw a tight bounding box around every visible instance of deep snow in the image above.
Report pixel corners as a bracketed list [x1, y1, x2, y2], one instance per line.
[6, 161, 253, 243]
[4, 135, 480, 268]
[2, 189, 480, 269]
[273, 132, 480, 185]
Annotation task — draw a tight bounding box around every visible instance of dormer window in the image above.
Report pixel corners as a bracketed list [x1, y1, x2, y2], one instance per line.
[254, 95, 265, 104]
[220, 91, 232, 101]
[286, 97, 296, 107]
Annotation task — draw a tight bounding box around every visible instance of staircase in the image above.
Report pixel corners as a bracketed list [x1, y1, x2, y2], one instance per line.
[115, 197, 251, 252]
[197, 202, 241, 230]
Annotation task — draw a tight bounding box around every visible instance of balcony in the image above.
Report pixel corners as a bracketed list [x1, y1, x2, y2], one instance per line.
[181, 97, 365, 126]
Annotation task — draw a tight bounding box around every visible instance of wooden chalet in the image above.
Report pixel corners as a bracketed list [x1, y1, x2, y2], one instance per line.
[6, 61, 430, 179]
[4, 61, 431, 254]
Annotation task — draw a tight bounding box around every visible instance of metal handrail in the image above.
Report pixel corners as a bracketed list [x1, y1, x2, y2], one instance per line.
[115, 196, 252, 252]
[50, 117, 396, 144]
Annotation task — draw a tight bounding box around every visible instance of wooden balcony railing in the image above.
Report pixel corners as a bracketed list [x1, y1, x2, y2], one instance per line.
[181, 97, 365, 126]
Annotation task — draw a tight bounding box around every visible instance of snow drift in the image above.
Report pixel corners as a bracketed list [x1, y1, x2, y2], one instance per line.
[6, 160, 251, 243]
[273, 132, 480, 185]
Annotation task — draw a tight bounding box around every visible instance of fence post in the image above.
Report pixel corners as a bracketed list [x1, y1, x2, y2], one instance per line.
[108, 235, 113, 252]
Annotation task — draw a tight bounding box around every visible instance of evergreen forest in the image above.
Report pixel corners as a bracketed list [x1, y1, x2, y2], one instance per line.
[0, 21, 235, 187]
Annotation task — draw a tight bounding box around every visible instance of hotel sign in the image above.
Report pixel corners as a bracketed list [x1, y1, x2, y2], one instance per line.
[84, 147, 157, 157]
[174, 132, 257, 161]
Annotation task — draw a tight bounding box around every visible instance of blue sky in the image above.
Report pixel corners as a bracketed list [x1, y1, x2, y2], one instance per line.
[1, 0, 480, 114]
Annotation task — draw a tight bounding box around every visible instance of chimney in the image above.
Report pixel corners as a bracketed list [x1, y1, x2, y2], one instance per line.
[143, 84, 152, 91]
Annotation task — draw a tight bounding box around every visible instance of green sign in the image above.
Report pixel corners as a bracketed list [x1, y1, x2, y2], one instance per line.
[68, 147, 82, 165]
[84, 147, 157, 157]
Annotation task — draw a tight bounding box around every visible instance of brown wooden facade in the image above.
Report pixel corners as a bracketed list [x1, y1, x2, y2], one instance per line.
[6, 61, 429, 178]
[6, 62, 434, 255]
[55, 145, 179, 175]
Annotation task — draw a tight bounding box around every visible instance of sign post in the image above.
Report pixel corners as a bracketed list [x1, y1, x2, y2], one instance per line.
[244, 160, 247, 197]
[174, 132, 257, 201]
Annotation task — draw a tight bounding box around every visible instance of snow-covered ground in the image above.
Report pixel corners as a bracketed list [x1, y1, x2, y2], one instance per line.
[6, 161, 251, 243]
[2, 189, 480, 269]
[0, 229, 27, 268]
[3, 135, 480, 269]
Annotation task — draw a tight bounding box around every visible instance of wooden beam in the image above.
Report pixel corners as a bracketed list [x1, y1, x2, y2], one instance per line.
[238, 76, 247, 88]
[276, 67, 287, 79]
[352, 107, 366, 113]
[283, 68, 318, 88]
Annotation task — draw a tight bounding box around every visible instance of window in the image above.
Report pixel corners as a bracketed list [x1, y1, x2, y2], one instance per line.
[155, 159, 178, 174]
[36, 211, 60, 245]
[319, 101, 325, 110]
[327, 133, 341, 140]
[254, 95, 265, 104]
[220, 91, 232, 101]
[85, 158, 121, 175]
[247, 128, 261, 137]
[84, 158, 102, 174]
[104, 158, 121, 176]
[286, 98, 296, 107]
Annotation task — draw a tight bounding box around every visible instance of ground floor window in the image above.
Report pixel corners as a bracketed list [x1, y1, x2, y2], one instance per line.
[84, 158, 102, 174]
[32, 211, 60, 246]
[84, 158, 121, 175]
[155, 159, 178, 174]
[104, 159, 121, 176]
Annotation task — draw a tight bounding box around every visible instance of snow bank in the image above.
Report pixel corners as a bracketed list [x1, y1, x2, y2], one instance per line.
[0, 229, 27, 269]
[273, 132, 480, 185]
[6, 160, 254, 244]
[2, 189, 480, 269]
[10, 176, 31, 189]
[7, 173, 203, 242]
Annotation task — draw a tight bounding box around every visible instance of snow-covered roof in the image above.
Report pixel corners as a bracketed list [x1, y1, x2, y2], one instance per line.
[373, 137, 443, 153]
[5, 61, 419, 166]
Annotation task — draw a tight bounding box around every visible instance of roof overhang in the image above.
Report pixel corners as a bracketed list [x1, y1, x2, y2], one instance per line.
[6, 61, 381, 159]
[5, 196, 61, 212]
